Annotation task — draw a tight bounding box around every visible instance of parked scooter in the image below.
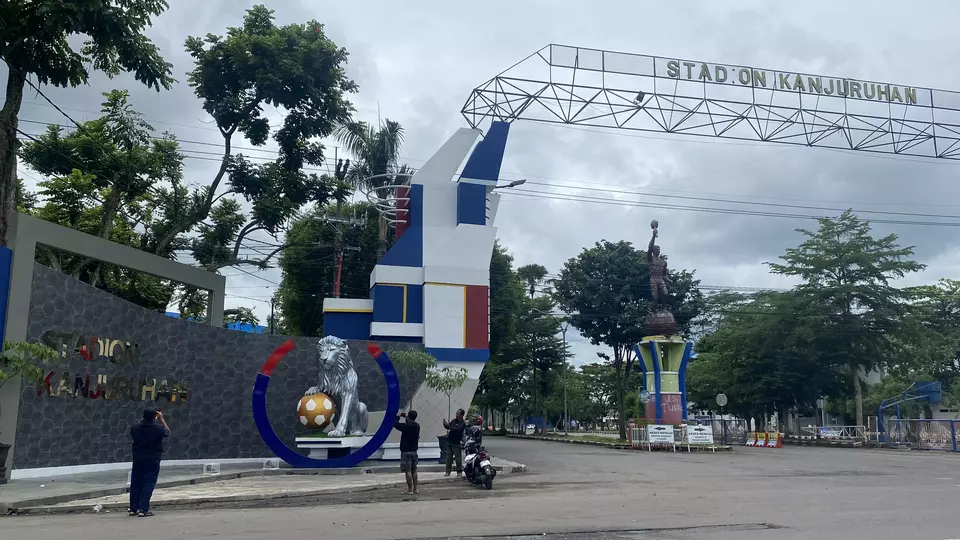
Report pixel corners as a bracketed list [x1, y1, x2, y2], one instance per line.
[462, 436, 495, 489]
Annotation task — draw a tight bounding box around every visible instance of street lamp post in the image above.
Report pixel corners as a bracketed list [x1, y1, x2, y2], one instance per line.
[561, 322, 569, 435]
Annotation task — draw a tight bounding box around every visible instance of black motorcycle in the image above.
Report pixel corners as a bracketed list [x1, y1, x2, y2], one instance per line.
[462, 437, 495, 489]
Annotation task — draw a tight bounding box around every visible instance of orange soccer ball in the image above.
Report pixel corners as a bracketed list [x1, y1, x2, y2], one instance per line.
[297, 393, 337, 430]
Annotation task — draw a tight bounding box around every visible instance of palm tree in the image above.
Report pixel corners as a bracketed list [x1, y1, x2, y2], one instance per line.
[333, 119, 412, 255]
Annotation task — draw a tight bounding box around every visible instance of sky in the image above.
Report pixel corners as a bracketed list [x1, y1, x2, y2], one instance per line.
[8, 0, 960, 366]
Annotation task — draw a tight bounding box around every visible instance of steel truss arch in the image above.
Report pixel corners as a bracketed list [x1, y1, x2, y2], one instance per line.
[462, 44, 960, 160]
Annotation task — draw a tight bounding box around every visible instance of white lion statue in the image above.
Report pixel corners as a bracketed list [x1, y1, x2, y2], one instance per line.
[304, 336, 369, 437]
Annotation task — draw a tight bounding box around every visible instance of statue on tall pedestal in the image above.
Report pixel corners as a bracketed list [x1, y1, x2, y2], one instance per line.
[645, 220, 677, 337]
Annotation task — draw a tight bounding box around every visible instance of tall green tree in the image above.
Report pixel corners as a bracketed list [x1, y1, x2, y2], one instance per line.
[516, 263, 548, 298]
[895, 279, 960, 384]
[767, 210, 924, 426]
[552, 239, 704, 438]
[171, 5, 360, 320]
[517, 294, 569, 431]
[333, 119, 413, 256]
[0, 0, 174, 245]
[157, 5, 357, 264]
[689, 290, 845, 424]
[19, 90, 184, 291]
[475, 242, 527, 416]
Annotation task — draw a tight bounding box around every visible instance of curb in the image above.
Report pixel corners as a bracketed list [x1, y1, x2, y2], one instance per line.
[11, 476, 463, 515]
[507, 434, 632, 450]
[1, 463, 448, 514]
[505, 434, 733, 452]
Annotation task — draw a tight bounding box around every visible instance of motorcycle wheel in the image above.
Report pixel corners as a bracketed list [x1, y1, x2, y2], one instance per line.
[483, 466, 493, 490]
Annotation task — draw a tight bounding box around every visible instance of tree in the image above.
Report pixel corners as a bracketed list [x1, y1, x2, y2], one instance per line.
[158, 4, 357, 264]
[222, 307, 260, 328]
[276, 202, 382, 336]
[333, 120, 413, 256]
[688, 291, 846, 425]
[19, 90, 185, 308]
[516, 263, 547, 298]
[0, 0, 174, 245]
[0, 342, 59, 392]
[425, 366, 469, 419]
[517, 295, 569, 431]
[579, 362, 618, 423]
[475, 242, 528, 424]
[767, 210, 924, 426]
[391, 350, 438, 410]
[895, 280, 960, 384]
[552, 240, 704, 438]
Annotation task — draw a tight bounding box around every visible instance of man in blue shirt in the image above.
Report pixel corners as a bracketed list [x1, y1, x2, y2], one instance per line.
[129, 407, 170, 517]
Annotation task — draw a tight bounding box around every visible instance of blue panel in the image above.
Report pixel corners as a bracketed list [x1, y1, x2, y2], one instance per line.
[633, 344, 648, 390]
[408, 184, 423, 227]
[459, 121, 510, 182]
[0, 246, 12, 345]
[678, 341, 693, 422]
[379, 184, 423, 268]
[378, 226, 422, 267]
[372, 285, 405, 323]
[648, 341, 662, 424]
[323, 312, 372, 340]
[425, 347, 489, 362]
[457, 182, 487, 225]
[405, 284, 423, 324]
[371, 335, 422, 344]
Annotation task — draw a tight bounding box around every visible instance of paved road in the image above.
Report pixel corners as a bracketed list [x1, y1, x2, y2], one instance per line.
[6, 438, 960, 539]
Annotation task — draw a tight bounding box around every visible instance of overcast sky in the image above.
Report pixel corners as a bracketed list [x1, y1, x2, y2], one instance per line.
[9, 0, 960, 365]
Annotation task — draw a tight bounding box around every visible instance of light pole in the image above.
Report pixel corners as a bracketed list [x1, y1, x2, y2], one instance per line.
[561, 321, 569, 435]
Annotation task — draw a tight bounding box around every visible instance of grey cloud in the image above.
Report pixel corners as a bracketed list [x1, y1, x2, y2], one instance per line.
[9, 0, 960, 356]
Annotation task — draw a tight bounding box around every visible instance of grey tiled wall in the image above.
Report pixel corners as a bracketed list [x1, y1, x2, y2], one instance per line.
[13, 264, 423, 470]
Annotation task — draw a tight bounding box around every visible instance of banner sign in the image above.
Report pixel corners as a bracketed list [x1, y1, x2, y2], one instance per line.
[647, 424, 675, 444]
[687, 425, 715, 445]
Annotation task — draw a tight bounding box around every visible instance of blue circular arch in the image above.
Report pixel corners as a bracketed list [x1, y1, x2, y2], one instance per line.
[252, 340, 400, 468]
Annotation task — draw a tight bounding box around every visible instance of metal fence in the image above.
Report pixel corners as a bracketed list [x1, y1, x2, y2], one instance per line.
[704, 419, 749, 445]
[627, 419, 748, 447]
[877, 419, 960, 451]
[799, 425, 867, 440]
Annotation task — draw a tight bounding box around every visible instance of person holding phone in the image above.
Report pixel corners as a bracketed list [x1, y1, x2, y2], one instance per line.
[442, 409, 466, 477]
[393, 410, 420, 495]
[129, 406, 170, 517]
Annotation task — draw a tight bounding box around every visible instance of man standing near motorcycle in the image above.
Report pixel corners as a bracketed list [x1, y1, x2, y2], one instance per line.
[442, 409, 466, 477]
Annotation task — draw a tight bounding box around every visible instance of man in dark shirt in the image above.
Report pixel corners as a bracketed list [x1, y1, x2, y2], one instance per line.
[129, 407, 170, 516]
[394, 410, 420, 495]
[442, 408, 466, 477]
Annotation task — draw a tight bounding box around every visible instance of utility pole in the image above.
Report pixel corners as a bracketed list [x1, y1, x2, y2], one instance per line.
[269, 296, 276, 335]
[562, 323, 569, 434]
[333, 245, 361, 297]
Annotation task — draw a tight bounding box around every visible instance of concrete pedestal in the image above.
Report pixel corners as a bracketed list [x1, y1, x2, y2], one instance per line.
[293, 437, 441, 461]
[636, 335, 694, 425]
[294, 436, 374, 460]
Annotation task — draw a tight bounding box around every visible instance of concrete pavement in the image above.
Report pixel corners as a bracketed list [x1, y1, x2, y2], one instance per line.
[5, 437, 960, 539]
[3, 458, 526, 513]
